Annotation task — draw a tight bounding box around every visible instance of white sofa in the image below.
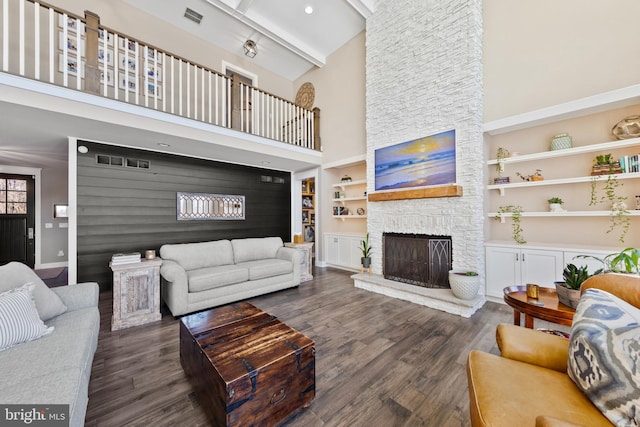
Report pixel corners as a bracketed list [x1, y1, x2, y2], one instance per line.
[0, 262, 100, 427]
[159, 237, 301, 316]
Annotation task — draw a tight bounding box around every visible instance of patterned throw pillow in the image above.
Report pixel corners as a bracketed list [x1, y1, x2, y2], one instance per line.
[567, 288, 640, 426]
[0, 283, 54, 352]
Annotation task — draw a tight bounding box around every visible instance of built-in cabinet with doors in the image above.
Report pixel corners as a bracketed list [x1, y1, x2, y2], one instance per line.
[484, 84, 640, 302]
[323, 233, 363, 271]
[485, 243, 615, 302]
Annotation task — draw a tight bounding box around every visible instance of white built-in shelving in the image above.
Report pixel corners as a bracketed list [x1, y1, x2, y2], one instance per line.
[489, 210, 640, 221]
[332, 179, 367, 189]
[485, 84, 640, 218]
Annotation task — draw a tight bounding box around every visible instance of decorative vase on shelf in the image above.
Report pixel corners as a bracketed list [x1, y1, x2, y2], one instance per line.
[448, 270, 480, 300]
[549, 203, 566, 213]
[612, 115, 640, 140]
[550, 133, 573, 151]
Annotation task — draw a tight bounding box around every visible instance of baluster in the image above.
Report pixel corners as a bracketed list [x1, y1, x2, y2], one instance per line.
[161, 52, 166, 111]
[75, 17, 81, 90]
[133, 39, 139, 104]
[194, 65, 198, 120]
[48, 7, 54, 82]
[186, 61, 190, 118]
[113, 34, 119, 100]
[2, 0, 8, 71]
[201, 67, 205, 122]
[208, 71, 212, 124]
[178, 58, 182, 116]
[19, 0, 24, 75]
[144, 46, 149, 107]
[34, 2, 39, 80]
[62, 14, 68, 87]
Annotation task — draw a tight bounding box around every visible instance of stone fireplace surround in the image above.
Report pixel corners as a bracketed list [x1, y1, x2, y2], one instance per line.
[355, 0, 485, 318]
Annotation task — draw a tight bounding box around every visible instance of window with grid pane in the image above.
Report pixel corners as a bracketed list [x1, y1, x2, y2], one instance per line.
[0, 178, 27, 214]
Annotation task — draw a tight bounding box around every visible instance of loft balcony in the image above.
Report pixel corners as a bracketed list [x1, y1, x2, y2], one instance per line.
[0, 0, 321, 159]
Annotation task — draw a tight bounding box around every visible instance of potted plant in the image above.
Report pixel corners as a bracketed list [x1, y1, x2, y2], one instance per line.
[359, 233, 372, 269]
[547, 197, 565, 212]
[495, 147, 510, 182]
[554, 264, 599, 309]
[576, 247, 639, 275]
[448, 270, 481, 300]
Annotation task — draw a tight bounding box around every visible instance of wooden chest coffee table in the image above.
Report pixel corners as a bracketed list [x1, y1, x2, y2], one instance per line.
[180, 302, 315, 426]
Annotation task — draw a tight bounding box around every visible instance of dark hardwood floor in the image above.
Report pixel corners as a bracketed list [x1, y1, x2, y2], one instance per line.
[85, 267, 516, 427]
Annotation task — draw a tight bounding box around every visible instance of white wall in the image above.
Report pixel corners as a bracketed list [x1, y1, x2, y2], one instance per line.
[40, 167, 69, 265]
[484, 0, 640, 121]
[366, 0, 484, 275]
[295, 31, 368, 260]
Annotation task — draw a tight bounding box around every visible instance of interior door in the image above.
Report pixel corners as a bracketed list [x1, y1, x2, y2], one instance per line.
[227, 71, 253, 132]
[0, 174, 35, 267]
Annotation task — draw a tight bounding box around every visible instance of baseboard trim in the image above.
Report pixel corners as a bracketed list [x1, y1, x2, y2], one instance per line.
[35, 261, 69, 269]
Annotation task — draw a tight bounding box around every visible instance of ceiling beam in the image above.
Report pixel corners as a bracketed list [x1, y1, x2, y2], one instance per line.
[345, 0, 376, 18]
[235, 0, 254, 16]
[203, 0, 325, 67]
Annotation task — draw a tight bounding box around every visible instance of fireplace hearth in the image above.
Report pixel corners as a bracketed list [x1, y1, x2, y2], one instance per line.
[383, 233, 452, 289]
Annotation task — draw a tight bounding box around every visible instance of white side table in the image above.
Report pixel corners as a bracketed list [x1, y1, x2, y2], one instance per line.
[109, 257, 162, 331]
[285, 242, 314, 282]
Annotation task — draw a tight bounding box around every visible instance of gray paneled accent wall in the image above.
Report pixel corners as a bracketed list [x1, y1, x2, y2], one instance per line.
[77, 141, 291, 290]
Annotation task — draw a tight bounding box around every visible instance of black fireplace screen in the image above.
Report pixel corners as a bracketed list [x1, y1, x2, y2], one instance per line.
[383, 233, 452, 288]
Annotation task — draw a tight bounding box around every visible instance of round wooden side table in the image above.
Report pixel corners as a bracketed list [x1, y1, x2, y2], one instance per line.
[503, 285, 576, 328]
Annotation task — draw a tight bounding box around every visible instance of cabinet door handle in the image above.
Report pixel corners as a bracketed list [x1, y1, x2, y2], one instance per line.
[522, 254, 525, 262]
[516, 253, 519, 261]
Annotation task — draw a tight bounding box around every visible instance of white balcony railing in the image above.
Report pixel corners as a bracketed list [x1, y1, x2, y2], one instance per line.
[0, 0, 318, 150]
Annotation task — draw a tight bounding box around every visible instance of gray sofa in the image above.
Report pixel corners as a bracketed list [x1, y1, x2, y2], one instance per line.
[159, 237, 301, 316]
[0, 262, 100, 427]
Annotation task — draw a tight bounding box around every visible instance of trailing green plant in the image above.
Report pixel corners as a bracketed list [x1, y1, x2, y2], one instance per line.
[547, 197, 564, 204]
[495, 205, 526, 244]
[576, 247, 640, 275]
[590, 174, 630, 243]
[359, 233, 372, 258]
[561, 264, 593, 290]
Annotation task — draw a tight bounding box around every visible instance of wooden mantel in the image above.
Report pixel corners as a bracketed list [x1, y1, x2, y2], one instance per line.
[368, 185, 463, 202]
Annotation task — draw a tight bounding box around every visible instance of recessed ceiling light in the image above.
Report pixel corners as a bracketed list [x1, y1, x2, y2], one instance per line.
[261, 161, 271, 165]
[158, 143, 170, 147]
[77, 145, 88, 154]
[304, 6, 313, 14]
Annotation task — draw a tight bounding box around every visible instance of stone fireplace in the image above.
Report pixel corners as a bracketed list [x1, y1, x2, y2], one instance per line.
[353, 0, 485, 318]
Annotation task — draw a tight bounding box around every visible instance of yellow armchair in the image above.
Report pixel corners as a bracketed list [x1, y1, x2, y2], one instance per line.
[467, 273, 640, 426]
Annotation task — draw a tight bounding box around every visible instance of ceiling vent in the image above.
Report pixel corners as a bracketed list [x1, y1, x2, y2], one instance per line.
[184, 8, 203, 24]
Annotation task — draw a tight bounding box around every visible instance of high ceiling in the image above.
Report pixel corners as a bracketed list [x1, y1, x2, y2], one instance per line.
[0, 0, 374, 171]
[123, 0, 374, 80]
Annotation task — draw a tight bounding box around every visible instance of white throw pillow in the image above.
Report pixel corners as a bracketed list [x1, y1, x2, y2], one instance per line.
[0, 262, 67, 321]
[0, 283, 54, 352]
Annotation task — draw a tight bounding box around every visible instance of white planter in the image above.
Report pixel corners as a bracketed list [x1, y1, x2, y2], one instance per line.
[448, 270, 481, 300]
[549, 203, 565, 212]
